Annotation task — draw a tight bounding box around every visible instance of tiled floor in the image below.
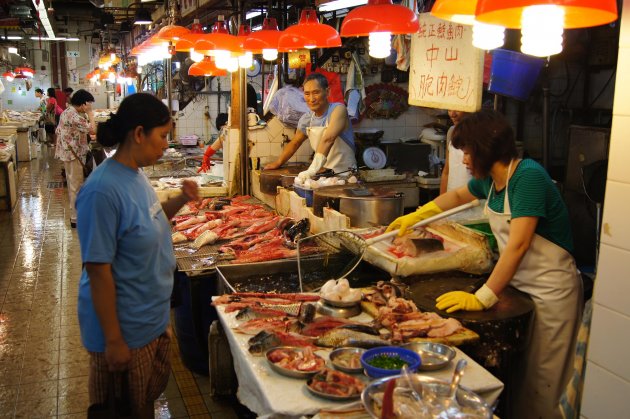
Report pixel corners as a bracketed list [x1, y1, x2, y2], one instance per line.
[0, 147, 246, 418]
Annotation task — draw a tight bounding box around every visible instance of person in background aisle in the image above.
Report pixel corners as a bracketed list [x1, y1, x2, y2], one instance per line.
[76, 93, 200, 417]
[55, 86, 68, 110]
[263, 72, 356, 179]
[387, 110, 581, 419]
[198, 113, 228, 173]
[440, 110, 470, 194]
[55, 89, 96, 228]
[34, 88, 46, 114]
[64, 87, 74, 107]
[45, 87, 64, 145]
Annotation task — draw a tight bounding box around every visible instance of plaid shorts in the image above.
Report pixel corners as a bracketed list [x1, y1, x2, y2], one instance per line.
[88, 332, 171, 410]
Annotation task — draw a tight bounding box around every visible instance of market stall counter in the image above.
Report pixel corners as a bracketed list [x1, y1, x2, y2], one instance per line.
[214, 303, 503, 418]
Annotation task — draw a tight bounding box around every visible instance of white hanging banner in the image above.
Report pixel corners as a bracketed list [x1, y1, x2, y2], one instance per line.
[408, 13, 484, 112]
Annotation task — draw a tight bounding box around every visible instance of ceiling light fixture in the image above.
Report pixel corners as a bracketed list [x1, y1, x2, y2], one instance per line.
[475, 0, 618, 57]
[278, 9, 341, 52]
[244, 17, 282, 61]
[431, 0, 505, 51]
[319, 0, 367, 12]
[32, 0, 56, 39]
[3, 71, 15, 82]
[340, 0, 419, 58]
[134, 9, 152, 25]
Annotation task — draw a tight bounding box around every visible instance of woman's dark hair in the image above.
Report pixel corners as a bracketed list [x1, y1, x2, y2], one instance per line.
[216, 112, 228, 129]
[35, 88, 43, 94]
[97, 93, 171, 147]
[64, 87, 74, 95]
[70, 89, 94, 106]
[303, 72, 329, 90]
[47, 88, 56, 98]
[451, 110, 518, 177]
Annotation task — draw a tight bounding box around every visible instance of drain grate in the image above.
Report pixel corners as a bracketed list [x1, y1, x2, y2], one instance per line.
[47, 181, 65, 189]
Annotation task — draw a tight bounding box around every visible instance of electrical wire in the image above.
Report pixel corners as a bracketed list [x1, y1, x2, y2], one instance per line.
[587, 68, 616, 109]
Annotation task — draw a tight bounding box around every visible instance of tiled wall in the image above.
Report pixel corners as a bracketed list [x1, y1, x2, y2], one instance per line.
[580, 1, 630, 417]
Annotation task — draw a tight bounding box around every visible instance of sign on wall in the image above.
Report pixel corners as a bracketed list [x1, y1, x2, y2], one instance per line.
[67, 50, 79, 58]
[408, 13, 484, 112]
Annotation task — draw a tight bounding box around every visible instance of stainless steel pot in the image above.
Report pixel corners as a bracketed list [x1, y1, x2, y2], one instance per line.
[313, 185, 403, 228]
[259, 165, 308, 195]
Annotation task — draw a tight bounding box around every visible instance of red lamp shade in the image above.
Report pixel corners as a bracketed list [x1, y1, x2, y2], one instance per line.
[155, 25, 191, 41]
[340, 0, 419, 37]
[431, 0, 477, 24]
[194, 20, 239, 55]
[174, 32, 205, 52]
[244, 18, 282, 52]
[3, 71, 15, 81]
[236, 24, 253, 53]
[475, 0, 618, 29]
[188, 57, 228, 77]
[278, 9, 341, 52]
[13, 67, 35, 78]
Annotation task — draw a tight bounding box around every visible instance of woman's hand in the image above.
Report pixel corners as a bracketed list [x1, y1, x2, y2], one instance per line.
[263, 161, 282, 170]
[105, 339, 131, 371]
[181, 180, 200, 202]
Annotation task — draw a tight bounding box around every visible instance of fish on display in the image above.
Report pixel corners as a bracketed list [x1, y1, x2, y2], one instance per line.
[235, 306, 293, 321]
[315, 328, 390, 348]
[298, 303, 316, 324]
[248, 330, 317, 356]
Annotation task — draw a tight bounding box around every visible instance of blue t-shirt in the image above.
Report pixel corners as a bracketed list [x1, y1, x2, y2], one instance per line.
[76, 158, 176, 352]
[297, 103, 355, 150]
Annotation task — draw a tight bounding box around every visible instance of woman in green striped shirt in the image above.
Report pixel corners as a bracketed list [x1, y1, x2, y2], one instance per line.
[388, 110, 582, 419]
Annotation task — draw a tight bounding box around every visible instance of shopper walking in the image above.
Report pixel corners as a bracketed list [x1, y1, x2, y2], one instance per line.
[76, 93, 199, 417]
[45, 87, 64, 145]
[55, 89, 96, 228]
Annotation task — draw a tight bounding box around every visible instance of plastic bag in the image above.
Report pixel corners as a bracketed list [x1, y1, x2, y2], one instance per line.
[268, 86, 310, 127]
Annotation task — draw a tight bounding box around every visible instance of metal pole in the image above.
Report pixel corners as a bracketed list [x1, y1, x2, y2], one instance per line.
[542, 85, 549, 170]
[165, 57, 174, 141]
[239, 68, 249, 195]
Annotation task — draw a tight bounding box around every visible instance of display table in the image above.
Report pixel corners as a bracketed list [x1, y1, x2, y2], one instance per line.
[216, 304, 504, 418]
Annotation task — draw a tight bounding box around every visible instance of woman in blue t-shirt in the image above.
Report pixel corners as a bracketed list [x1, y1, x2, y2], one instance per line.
[76, 93, 199, 416]
[387, 110, 581, 419]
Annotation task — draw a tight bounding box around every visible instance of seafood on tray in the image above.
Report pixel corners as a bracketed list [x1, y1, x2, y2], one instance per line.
[266, 347, 325, 372]
[307, 369, 365, 399]
[320, 278, 362, 303]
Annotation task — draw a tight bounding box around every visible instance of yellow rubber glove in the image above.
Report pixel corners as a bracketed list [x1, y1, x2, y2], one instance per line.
[435, 291, 485, 313]
[386, 201, 443, 236]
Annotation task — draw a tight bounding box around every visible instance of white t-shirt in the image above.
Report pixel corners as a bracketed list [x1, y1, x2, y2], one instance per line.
[446, 125, 472, 191]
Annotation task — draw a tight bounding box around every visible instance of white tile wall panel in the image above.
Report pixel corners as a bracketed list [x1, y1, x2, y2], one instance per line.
[600, 180, 630, 249]
[620, 0, 630, 48]
[582, 360, 630, 419]
[594, 244, 630, 317]
[612, 46, 630, 116]
[587, 304, 630, 379]
[607, 115, 630, 182]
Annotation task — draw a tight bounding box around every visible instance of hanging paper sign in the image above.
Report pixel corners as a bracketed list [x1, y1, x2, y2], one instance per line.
[408, 13, 483, 112]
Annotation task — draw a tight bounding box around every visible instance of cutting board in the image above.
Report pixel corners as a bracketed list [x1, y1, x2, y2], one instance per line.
[360, 300, 480, 346]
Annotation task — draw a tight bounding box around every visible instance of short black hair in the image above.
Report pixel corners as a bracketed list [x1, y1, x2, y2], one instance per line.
[47, 88, 56, 98]
[97, 93, 171, 147]
[451, 110, 518, 178]
[303, 72, 328, 90]
[35, 88, 43, 94]
[70, 89, 94, 106]
[216, 113, 228, 129]
[64, 87, 74, 94]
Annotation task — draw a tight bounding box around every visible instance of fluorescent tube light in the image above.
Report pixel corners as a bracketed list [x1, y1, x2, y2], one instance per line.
[318, 0, 367, 12]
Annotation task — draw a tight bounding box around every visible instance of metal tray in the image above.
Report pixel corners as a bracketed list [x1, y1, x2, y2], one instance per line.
[401, 342, 456, 371]
[265, 347, 325, 379]
[306, 375, 363, 401]
[329, 347, 366, 374]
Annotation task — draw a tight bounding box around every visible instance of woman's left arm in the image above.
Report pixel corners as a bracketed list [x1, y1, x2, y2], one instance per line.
[485, 216, 538, 295]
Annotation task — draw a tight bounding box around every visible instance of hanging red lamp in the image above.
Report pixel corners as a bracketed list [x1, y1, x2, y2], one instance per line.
[278, 9, 341, 52]
[175, 19, 205, 53]
[341, 0, 418, 58]
[188, 56, 228, 77]
[244, 17, 282, 61]
[155, 25, 191, 42]
[194, 19, 239, 70]
[236, 24, 254, 69]
[13, 67, 35, 78]
[3, 71, 15, 82]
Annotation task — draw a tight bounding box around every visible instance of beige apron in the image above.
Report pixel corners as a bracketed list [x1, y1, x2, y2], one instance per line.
[485, 160, 582, 419]
[306, 113, 357, 174]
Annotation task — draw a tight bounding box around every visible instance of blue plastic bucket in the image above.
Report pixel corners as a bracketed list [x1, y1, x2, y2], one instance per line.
[488, 49, 545, 101]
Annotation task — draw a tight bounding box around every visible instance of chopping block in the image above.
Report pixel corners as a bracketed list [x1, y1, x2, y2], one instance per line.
[400, 271, 535, 417]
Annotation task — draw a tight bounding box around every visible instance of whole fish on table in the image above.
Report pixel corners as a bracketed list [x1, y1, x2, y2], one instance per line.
[316, 328, 390, 348]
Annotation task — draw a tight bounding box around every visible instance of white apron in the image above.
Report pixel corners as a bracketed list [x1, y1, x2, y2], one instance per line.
[306, 114, 357, 174]
[485, 160, 582, 419]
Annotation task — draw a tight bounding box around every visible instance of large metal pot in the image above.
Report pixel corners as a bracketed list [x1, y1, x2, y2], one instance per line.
[259, 164, 308, 195]
[313, 185, 403, 228]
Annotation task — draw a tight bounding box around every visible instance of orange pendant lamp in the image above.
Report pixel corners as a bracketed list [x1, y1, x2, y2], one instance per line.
[155, 25, 191, 42]
[194, 19, 239, 70]
[431, 0, 505, 50]
[188, 56, 228, 77]
[340, 0, 419, 59]
[475, 0, 618, 57]
[244, 17, 282, 61]
[3, 71, 15, 82]
[236, 24, 254, 69]
[278, 9, 341, 52]
[175, 19, 205, 54]
[13, 67, 35, 78]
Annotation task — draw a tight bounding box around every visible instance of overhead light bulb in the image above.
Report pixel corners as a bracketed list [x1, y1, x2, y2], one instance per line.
[262, 48, 278, 61]
[8, 47, 18, 54]
[214, 49, 231, 62]
[137, 66, 143, 74]
[226, 57, 239, 72]
[472, 21, 505, 50]
[110, 52, 116, 61]
[108, 72, 116, 83]
[521, 5, 564, 57]
[238, 52, 253, 69]
[190, 49, 203, 62]
[304, 44, 316, 49]
[368, 32, 391, 59]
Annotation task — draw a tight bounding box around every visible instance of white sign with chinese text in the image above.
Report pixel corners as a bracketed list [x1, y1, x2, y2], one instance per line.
[67, 50, 80, 58]
[408, 13, 484, 112]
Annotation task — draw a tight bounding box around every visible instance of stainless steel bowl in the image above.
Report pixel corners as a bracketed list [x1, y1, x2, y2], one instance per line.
[320, 296, 362, 308]
[316, 300, 362, 318]
[329, 347, 366, 374]
[362, 374, 492, 419]
[306, 372, 364, 401]
[265, 346, 325, 379]
[401, 342, 456, 371]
